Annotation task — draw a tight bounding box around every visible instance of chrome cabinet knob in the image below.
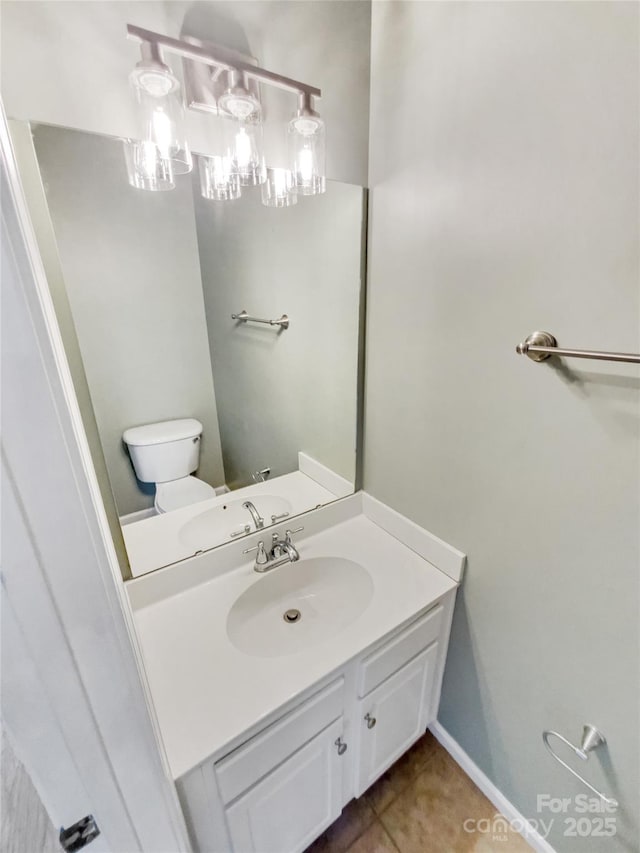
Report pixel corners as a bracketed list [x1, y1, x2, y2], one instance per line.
[365, 713, 377, 729]
[335, 737, 348, 756]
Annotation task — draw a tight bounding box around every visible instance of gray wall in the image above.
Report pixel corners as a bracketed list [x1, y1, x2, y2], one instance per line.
[1, 0, 370, 186]
[365, 3, 639, 850]
[194, 179, 363, 490]
[33, 125, 225, 517]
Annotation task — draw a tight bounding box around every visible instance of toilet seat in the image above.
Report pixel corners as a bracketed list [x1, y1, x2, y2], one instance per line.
[154, 476, 216, 513]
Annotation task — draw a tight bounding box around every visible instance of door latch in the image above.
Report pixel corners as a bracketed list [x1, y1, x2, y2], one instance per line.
[59, 815, 100, 851]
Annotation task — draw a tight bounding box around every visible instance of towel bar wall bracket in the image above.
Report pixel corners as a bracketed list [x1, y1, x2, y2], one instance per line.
[542, 725, 618, 807]
[517, 331, 640, 365]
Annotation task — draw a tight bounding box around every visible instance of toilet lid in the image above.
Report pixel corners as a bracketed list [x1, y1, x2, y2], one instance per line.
[155, 476, 216, 513]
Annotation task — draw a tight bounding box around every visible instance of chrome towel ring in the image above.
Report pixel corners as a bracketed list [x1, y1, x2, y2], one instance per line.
[542, 725, 618, 807]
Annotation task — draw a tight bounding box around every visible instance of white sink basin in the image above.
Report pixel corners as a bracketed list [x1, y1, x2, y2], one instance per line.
[179, 496, 292, 551]
[227, 557, 374, 657]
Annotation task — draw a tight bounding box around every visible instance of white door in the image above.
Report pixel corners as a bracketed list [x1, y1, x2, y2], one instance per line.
[225, 720, 345, 853]
[355, 642, 439, 797]
[1, 107, 189, 852]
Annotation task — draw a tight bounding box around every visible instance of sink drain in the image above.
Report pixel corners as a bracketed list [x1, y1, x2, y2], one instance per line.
[283, 608, 301, 624]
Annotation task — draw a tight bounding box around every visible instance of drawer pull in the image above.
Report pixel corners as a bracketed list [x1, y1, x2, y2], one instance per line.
[365, 713, 377, 729]
[334, 737, 348, 756]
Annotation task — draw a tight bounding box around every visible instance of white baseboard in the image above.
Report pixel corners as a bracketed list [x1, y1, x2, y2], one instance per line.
[429, 721, 556, 853]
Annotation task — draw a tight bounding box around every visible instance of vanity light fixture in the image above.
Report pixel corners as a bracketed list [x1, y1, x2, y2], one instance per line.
[218, 70, 266, 187]
[125, 25, 325, 206]
[128, 41, 192, 181]
[288, 93, 326, 196]
[123, 139, 175, 191]
[261, 168, 297, 208]
[198, 153, 241, 201]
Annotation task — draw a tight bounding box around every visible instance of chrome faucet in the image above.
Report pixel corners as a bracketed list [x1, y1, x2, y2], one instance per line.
[243, 528, 304, 573]
[271, 530, 300, 562]
[242, 500, 264, 530]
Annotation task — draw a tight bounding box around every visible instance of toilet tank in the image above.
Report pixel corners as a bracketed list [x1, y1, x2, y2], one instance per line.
[123, 418, 203, 483]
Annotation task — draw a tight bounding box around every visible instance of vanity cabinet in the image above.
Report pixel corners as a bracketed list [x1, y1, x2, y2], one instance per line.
[355, 642, 439, 796]
[215, 679, 345, 806]
[354, 603, 443, 796]
[225, 719, 345, 853]
[176, 594, 455, 853]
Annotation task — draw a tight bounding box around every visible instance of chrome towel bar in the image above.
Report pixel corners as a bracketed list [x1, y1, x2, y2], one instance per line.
[231, 310, 289, 330]
[543, 725, 618, 807]
[517, 331, 640, 364]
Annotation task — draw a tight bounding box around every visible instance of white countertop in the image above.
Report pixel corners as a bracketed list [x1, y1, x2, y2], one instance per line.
[123, 472, 337, 577]
[132, 512, 458, 780]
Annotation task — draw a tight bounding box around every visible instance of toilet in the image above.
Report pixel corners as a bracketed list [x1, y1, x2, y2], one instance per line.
[123, 418, 216, 513]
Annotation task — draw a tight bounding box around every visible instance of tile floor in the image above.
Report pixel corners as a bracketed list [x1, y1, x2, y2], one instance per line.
[306, 732, 533, 853]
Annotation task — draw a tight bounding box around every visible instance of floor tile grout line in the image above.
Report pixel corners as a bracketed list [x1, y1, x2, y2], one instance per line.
[377, 818, 402, 853]
[343, 816, 401, 853]
[367, 741, 442, 820]
[336, 803, 377, 853]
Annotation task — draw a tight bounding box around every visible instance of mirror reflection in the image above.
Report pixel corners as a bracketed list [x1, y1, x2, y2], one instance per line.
[14, 122, 365, 576]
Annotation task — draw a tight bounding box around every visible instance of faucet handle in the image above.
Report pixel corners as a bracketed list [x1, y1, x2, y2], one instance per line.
[271, 512, 290, 524]
[242, 540, 268, 564]
[285, 527, 304, 544]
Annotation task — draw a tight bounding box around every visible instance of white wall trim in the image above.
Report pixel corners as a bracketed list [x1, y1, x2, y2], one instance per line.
[362, 494, 466, 582]
[430, 722, 557, 853]
[298, 452, 354, 498]
[1, 102, 191, 851]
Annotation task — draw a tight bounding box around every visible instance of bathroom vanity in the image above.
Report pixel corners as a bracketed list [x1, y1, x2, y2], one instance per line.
[127, 493, 464, 853]
[14, 114, 463, 852]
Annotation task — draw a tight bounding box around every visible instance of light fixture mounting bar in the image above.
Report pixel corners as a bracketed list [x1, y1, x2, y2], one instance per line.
[126, 24, 321, 99]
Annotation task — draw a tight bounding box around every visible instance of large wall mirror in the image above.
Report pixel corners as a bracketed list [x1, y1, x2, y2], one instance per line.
[12, 121, 366, 577]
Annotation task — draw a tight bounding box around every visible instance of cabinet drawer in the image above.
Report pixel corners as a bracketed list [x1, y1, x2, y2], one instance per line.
[216, 678, 344, 805]
[358, 605, 443, 697]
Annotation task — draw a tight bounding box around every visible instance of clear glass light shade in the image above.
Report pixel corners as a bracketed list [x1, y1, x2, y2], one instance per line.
[129, 65, 192, 176]
[288, 113, 326, 195]
[219, 90, 266, 187]
[261, 168, 297, 208]
[123, 139, 175, 191]
[224, 118, 266, 186]
[198, 154, 241, 201]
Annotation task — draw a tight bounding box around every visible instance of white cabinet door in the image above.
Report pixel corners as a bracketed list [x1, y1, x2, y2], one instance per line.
[355, 642, 439, 797]
[225, 719, 345, 853]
